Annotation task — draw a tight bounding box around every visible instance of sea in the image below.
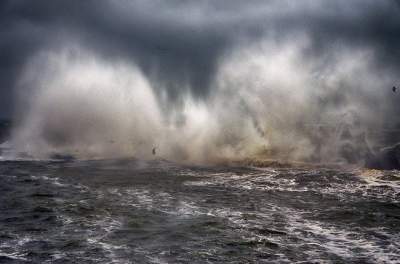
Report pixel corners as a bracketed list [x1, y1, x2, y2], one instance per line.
[0, 149, 399, 263]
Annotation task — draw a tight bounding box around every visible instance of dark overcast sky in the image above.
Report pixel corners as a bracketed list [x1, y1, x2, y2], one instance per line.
[1, 0, 400, 119]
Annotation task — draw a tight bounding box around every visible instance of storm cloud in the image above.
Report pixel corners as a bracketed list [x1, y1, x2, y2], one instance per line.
[1, 0, 399, 116]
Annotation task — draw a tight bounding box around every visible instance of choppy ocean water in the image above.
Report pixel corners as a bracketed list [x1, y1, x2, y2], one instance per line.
[0, 156, 399, 263]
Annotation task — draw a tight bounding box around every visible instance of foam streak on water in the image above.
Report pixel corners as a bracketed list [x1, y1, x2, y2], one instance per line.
[0, 159, 399, 263]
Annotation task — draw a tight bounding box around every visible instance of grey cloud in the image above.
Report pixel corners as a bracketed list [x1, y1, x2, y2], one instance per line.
[1, 0, 400, 118]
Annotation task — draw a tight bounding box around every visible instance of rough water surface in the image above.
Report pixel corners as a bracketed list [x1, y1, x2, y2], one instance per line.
[0, 157, 399, 263]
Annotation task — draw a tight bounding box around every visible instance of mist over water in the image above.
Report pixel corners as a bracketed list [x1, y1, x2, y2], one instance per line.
[1, 0, 398, 165]
[10, 34, 396, 164]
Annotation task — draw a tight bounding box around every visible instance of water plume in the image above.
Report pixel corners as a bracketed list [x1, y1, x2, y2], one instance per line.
[10, 35, 397, 165]
[212, 36, 392, 164]
[12, 48, 162, 159]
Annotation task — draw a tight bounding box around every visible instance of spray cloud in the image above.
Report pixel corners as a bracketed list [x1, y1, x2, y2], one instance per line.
[2, 0, 400, 164]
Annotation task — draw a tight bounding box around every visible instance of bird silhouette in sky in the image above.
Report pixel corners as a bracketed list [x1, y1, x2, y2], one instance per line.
[393, 86, 397, 93]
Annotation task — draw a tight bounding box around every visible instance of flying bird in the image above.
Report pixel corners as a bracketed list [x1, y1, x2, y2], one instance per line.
[393, 86, 397, 93]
